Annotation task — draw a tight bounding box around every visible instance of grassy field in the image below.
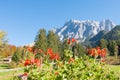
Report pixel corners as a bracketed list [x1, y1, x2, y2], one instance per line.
[0, 63, 23, 80]
[0, 63, 8, 70]
[0, 69, 23, 80]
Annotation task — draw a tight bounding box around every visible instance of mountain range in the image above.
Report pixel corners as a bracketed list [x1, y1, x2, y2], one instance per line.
[25, 19, 120, 47]
[53, 19, 116, 42]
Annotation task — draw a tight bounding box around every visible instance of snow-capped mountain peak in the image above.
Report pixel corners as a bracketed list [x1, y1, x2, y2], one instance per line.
[53, 19, 115, 42]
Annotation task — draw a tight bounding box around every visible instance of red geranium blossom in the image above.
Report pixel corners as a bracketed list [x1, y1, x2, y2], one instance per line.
[27, 47, 33, 52]
[34, 59, 41, 66]
[23, 72, 28, 76]
[34, 50, 37, 55]
[39, 49, 43, 53]
[47, 48, 53, 55]
[49, 53, 60, 60]
[100, 48, 107, 57]
[24, 59, 31, 66]
[67, 38, 70, 44]
[71, 38, 76, 43]
[24, 58, 41, 66]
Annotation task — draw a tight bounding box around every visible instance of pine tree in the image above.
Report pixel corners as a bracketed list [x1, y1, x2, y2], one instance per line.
[99, 38, 108, 49]
[34, 29, 47, 52]
[108, 40, 117, 56]
[47, 30, 60, 52]
[12, 49, 21, 63]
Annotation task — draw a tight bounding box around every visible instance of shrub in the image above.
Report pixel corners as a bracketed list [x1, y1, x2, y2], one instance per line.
[13, 50, 119, 80]
[13, 38, 119, 80]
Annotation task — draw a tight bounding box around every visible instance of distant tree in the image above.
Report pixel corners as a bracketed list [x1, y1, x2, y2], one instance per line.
[116, 39, 120, 45]
[0, 30, 8, 58]
[47, 30, 61, 52]
[86, 44, 92, 49]
[12, 48, 21, 63]
[0, 30, 7, 45]
[99, 38, 108, 49]
[34, 29, 47, 52]
[108, 40, 117, 56]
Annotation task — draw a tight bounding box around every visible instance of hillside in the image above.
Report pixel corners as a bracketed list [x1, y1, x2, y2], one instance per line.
[103, 25, 120, 40]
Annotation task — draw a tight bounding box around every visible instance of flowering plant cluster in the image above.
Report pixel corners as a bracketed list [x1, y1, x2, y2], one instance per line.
[87, 46, 107, 62]
[13, 38, 119, 80]
[67, 38, 77, 45]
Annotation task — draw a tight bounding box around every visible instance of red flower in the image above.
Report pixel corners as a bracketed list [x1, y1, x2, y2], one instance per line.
[30, 58, 35, 64]
[23, 72, 28, 76]
[67, 39, 70, 44]
[34, 50, 37, 55]
[71, 38, 76, 43]
[49, 54, 56, 60]
[55, 53, 60, 60]
[27, 47, 33, 52]
[97, 48, 101, 56]
[101, 48, 107, 57]
[88, 48, 98, 57]
[49, 53, 60, 60]
[47, 48, 53, 55]
[39, 49, 43, 53]
[24, 59, 31, 66]
[35, 60, 41, 66]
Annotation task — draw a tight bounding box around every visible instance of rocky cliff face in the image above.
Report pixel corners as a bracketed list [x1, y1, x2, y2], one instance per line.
[53, 19, 115, 42]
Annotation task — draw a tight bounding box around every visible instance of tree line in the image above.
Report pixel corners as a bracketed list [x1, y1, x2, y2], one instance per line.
[34, 29, 86, 58]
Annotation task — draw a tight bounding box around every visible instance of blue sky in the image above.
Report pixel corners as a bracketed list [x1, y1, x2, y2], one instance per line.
[0, 0, 120, 46]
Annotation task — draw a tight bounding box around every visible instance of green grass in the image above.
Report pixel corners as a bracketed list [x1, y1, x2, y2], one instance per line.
[0, 63, 8, 70]
[0, 69, 23, 80]
[109, 65, 120, 78]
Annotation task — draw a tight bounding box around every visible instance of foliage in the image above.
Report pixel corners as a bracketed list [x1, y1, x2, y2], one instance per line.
[0, 30, 8, 58]
[47, 30, 61, 52]
[103, 25, 120, 40]
[8, 61, 17, 68]
[0, 30, 7, 46]
[13, 39, 119, 80]
[34, 29, 62, 54]
[34, 29, 47, 52]
[1, 45, 17, 58]
[107, 40, 117, 56]
[12, 49, 21, 63]
[13, 53, 118, 80]
[99, 38, 108, 49]
[75, 43, 87, 57]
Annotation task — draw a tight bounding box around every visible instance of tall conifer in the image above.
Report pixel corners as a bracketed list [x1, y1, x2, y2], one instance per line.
[34, 29, 47, 52]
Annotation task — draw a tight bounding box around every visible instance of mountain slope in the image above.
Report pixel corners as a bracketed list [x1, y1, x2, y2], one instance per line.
[53, 19, 115, 42]
[89, 30, 107, 42]
[103, 25, 120, 40]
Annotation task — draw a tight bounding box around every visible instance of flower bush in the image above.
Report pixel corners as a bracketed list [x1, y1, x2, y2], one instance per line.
[13, 38, 119, 80]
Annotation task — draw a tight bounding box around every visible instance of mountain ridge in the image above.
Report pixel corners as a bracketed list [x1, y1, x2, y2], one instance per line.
[53, 19, 115, 42]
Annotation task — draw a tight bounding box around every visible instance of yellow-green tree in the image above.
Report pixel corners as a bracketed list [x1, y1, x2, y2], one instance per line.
[0, 30, 7, 57]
